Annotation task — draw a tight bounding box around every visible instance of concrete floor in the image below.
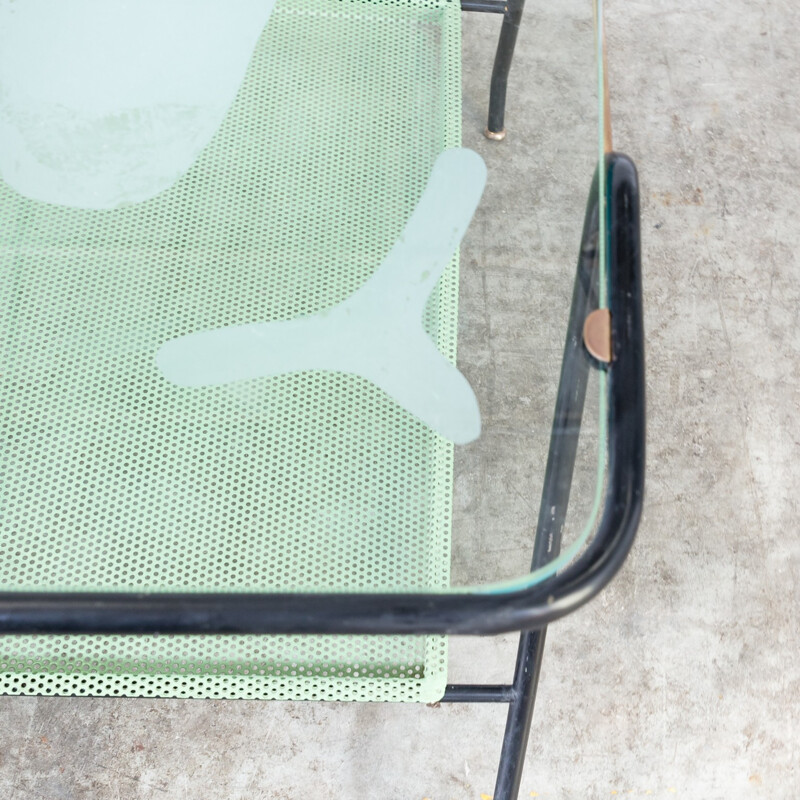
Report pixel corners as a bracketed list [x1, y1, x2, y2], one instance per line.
[2, 0, 799, 797]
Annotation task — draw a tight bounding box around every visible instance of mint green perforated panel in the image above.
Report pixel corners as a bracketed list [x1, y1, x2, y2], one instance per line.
[0, 0, 461, 701]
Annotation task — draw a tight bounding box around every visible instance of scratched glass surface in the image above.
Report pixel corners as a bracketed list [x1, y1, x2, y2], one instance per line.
[0, 0, 278, 209]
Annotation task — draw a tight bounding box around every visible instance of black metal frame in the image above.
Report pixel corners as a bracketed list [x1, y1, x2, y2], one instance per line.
[0, 154, 642, 800]
[460, 0, 526, 138]
[439, 154, 644, 799]
[0, 155, 643, 640]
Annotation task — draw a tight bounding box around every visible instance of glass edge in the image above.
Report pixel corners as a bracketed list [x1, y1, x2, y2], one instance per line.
[459, 0, 609, 596]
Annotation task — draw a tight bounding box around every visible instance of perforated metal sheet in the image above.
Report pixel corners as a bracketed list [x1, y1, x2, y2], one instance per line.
[0, 0, 461, 701]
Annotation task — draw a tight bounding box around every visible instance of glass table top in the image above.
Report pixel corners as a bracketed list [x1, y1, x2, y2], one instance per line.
[0, 0, 608, 596]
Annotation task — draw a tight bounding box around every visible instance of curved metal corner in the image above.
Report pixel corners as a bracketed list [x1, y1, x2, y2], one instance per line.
[0, 154, 643, 637]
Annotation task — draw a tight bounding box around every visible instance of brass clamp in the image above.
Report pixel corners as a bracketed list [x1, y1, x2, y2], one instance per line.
[583, 308, 612, 363]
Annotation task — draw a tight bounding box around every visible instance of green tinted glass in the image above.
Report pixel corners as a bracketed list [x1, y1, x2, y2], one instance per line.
[0, 0, 608, 701]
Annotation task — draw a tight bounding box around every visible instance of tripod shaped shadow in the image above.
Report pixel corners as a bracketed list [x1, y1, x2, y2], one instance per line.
[157, 148, 486, 444]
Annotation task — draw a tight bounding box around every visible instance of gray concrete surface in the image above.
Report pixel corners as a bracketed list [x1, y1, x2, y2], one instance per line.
[1, 0, 798, 797]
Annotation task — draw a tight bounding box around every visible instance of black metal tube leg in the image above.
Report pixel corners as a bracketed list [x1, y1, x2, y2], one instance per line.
[493, 629, 548, 800]
[486, 0, 526, 140]
[492, 174, 601, 799]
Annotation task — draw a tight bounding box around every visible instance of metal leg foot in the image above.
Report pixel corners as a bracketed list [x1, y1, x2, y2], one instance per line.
[484, 127, 507, 141]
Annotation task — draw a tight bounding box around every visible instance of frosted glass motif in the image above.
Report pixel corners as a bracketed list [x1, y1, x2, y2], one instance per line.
[0, 0, 277, 209]
[157, 148, 486, 444]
